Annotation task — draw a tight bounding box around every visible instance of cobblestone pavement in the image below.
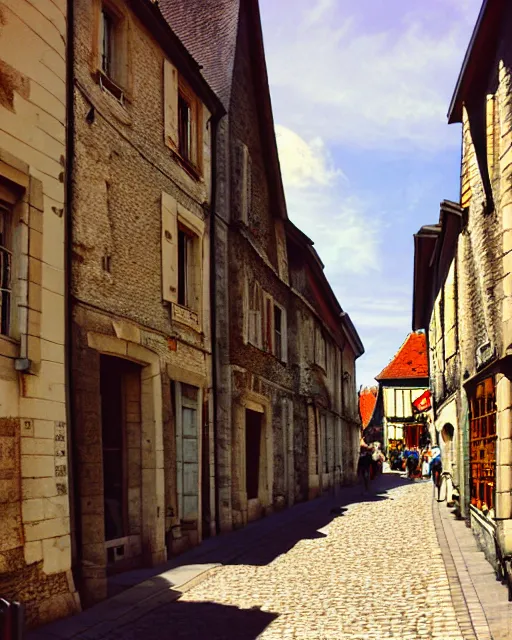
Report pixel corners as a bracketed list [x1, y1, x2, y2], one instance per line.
[106, 480, 466, 640]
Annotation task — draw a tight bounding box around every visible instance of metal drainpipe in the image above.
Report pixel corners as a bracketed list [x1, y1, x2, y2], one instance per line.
[65, 0, 82, 586]
[209, 113, 221, 535]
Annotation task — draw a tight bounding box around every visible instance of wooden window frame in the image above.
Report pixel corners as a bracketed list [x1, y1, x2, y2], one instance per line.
[176, 222, 199, 313]
[0, 158, 43, 372]
[0, 201, 13, 337]
[272, 301, 287, 363]
[177, 78, 203, 177]
[469, 377, 496, 512]
[92, 0, 131, 102]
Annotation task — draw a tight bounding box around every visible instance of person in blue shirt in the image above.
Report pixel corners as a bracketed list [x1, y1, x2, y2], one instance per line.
[406, 447, 420, 479]
[430, 447, 442, 483]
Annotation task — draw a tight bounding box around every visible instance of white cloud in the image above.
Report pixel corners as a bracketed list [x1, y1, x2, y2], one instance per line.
[263, 0, 477, 152]
[304, 0, 337, 26]
[275, 125, 380, 275]
[275, 124, 342, 188]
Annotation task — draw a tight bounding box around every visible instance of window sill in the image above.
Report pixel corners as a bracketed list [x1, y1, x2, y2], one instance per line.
[172, 303, 200, 331]
[93, 69, 132, 106]
[168, 145, 203, 182]
[0, 335, 20, 359]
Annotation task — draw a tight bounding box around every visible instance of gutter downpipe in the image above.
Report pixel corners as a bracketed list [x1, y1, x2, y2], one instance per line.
[209, 112, 222, 536]
[65, 0, 82, 591]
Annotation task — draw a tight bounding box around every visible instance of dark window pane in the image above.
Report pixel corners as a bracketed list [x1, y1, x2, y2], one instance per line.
[101, 9, 114, 77]
[178, 229, 187, 306]
[178, 95, 191, 161]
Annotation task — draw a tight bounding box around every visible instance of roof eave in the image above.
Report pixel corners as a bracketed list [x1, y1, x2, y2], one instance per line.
[448, 0, 501, 124]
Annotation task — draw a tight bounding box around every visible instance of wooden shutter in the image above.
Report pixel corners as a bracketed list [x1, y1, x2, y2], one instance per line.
[164, 59, 178, 150]
[161, 192, 178, 303]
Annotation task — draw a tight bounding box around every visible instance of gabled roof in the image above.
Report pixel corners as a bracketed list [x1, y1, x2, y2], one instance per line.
[158, 0, 240, 109]
[159, 0, 288, 221]
[359, 386, 378, 429]
[412, 200, 463, 331]
[448, 0, 504, 123]
[131, 0, 224, 117]
[376, 332, 428, 381]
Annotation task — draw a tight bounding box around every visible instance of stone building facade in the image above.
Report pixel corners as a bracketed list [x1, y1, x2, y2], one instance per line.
[69, 0, 222, 607]
[0, 0, 80, 627]
[413, 0, 512, 592]
[286, 221, 362, 500]
[161, 0, 364, 534]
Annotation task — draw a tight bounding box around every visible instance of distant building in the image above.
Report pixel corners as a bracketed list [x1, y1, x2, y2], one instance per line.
[162, 0, 364, 531]
[359, 386, 378, 430]
[370, 332, 431, 452]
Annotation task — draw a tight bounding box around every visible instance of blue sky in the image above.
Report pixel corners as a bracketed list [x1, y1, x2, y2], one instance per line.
[259, 0, 481, 386]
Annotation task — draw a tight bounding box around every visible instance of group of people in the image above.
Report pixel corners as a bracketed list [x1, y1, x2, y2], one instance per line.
[389, 442, 442, 480]
[359, 436, 443, 488]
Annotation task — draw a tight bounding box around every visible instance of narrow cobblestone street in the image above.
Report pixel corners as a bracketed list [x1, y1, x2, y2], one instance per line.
[103, 476, 466, 640]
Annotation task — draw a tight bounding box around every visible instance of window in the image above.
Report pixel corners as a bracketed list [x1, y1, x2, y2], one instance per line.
[163, 60, 202, 173]
[248, 281, 263, 348]
[274, 306, 282, 361]
[469, 377, 496, 511]
[0, 203, 12, 336]
[178, 94, 192, 162]
[161, 192, 204, 329]
[315, 328, 326, 369]
[95, 1, 128, 100]
[175, 383, 200, 522]
[177, 226, 198, 309]
[272, 303, 287, 362]
[100, 7, 114, 78]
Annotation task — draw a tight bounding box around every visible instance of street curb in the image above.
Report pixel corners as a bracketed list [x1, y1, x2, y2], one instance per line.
[432, 498, 489, 640]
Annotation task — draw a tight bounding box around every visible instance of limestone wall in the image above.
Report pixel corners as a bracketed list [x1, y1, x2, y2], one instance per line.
[0, 0, 79, 626]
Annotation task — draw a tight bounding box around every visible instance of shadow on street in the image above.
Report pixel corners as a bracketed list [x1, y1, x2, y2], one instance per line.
[153, 472, 415, 572]
[112, 597, 279, 640]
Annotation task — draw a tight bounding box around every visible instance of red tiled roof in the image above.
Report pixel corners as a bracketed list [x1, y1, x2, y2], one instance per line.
[376, 332, 428, 381]
[359, 386, 378, 428]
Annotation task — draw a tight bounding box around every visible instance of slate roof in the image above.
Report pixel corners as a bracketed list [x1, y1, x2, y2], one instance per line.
[359, 386, 378, 429]
[375, 332, 428, 381]
[159, 0, 240, 108]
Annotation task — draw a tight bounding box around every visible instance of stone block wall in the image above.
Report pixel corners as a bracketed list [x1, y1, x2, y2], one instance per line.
[0, 1, 79, 627]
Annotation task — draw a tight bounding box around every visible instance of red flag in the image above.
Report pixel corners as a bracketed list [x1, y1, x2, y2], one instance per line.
[412, 390, 431, 413]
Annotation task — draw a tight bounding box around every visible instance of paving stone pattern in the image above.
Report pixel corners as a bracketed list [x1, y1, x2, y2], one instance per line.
[107, 481, 466, 640]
